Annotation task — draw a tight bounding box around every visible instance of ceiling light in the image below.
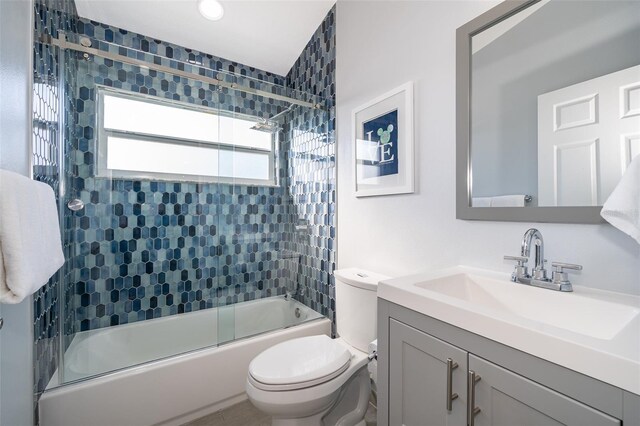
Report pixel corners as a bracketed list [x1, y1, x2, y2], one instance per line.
[198, 0, 224, 21]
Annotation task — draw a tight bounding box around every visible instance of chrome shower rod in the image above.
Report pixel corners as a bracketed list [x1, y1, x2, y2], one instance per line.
[39, 34, 322, 110]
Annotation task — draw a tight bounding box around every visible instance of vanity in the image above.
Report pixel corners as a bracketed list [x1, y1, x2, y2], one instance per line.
[375, 266, 640, 426]
[375, 0, 640, 422]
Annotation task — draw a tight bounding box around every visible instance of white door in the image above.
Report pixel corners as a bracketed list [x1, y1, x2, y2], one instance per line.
[538, 65, 640, 206]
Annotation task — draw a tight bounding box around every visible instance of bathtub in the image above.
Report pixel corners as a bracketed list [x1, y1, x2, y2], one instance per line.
[39, 296, 330, 426]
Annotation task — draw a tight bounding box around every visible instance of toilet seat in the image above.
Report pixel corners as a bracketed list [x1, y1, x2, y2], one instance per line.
[248, 335, 352, 391]
[248, 361, 350, 391]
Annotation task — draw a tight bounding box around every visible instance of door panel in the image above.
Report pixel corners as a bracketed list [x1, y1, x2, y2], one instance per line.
[469, 355, 620, 426]
[622, 133, 640, 171]
[538, 65, 640, 206]
[388, 319, 467, 426]
[554, 139, 599, 206]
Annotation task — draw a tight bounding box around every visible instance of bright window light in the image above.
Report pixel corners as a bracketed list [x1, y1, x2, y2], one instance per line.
[107, 137, 220, 178]
[97, 88, 276, 184]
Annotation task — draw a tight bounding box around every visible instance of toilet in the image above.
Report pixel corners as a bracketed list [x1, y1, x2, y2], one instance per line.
[246, 268, 389, 426]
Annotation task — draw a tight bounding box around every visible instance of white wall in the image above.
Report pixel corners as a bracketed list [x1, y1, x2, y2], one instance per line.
[336, 0, 640, 295]
[0, 0, 36, 425]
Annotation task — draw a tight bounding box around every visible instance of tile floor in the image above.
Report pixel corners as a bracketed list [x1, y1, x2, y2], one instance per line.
[183, 399, 378, 426]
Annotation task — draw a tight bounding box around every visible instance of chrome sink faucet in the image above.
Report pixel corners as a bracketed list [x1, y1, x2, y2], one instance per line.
[505, 228, 582, 292]
[521, 228, 546, 280]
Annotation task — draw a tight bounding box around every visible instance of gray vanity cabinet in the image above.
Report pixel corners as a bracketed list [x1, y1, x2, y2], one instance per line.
[469, 355, 620, 426]
[377, 300, 637, 426]
[388, 319, 468, 426]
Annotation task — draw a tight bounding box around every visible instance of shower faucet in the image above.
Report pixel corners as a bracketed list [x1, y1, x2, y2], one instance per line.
[504, 228, 582, 292]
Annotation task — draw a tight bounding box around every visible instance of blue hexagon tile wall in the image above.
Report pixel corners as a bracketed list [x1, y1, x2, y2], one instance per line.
[286, 5, 337, 327]
[59, 6, 336, 332]
[33, 0, 79, 396]
[33, 0, 336, 395]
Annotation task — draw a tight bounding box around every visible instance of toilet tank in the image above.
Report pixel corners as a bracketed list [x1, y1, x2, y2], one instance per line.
[334, 268, 390, 353]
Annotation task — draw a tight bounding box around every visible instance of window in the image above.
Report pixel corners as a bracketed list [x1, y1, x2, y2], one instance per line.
[96, 87, 277, 185]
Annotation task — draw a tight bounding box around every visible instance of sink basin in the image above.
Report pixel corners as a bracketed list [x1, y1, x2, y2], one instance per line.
[378, 265, 640, 394]
[413, 271, 640, 340]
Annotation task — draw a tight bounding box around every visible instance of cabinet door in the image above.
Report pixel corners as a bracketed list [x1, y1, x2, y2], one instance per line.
[388, 319, 467, 426]
[469, 355, 620, 426]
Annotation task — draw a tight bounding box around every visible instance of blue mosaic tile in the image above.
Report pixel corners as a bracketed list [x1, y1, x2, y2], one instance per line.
[286, 6, 337, 330]
[33, 0, 78, 401]
[33, 0, 336, 395]
[60, 13, 333, 333]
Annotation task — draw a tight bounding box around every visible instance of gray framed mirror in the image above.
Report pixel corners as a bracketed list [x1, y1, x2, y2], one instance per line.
[456, 0, 640, 223]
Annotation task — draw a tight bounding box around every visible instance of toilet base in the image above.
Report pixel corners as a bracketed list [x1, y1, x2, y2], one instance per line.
[267, 367, 371, 426]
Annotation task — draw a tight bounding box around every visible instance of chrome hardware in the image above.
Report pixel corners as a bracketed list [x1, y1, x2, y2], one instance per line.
[67, 199, 85, 212]
[0, 317, 3, 330]
[521, 228, 546, 280]
[505, 229, 580, 292]
[446, 358, 459, 411]
[504, 255, 528, 282]
[39, 34, 320, 109]
[468, 371, 481, 426]
[551, 262, 583, 292]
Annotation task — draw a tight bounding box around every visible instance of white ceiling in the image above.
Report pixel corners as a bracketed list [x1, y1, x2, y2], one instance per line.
[74, 0, 335, 76]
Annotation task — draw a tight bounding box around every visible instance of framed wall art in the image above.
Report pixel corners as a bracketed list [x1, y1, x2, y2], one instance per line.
[352, 82, 414, 197]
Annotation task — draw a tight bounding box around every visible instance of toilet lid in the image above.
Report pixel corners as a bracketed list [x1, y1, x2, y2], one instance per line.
[249, 335, 351, 386]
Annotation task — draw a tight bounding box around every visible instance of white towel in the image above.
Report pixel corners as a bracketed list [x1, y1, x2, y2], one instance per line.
[601, 155, 640, 244]
[471, 197, 492, 207]
[0, 170, 65, 304]
[490, 195, 526, 207]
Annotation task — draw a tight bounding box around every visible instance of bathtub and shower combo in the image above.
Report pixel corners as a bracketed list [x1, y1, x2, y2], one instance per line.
[40, 296, 329, 426]
[34, 21, 333, 426]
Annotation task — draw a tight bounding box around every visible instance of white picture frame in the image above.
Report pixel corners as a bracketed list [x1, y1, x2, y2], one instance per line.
[352, 81, 414, 197]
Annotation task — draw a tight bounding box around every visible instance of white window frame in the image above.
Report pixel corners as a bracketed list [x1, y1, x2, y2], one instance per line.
[95, 86, 278, 186]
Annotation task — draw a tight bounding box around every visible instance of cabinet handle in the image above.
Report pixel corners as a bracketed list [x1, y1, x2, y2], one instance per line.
[468, 370, 481, 426]
[446, 358, 459, 411]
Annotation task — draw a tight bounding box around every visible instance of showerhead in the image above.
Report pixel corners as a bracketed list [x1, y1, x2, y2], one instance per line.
[249, 104, 296, 133]
[250, 120, 280, 133]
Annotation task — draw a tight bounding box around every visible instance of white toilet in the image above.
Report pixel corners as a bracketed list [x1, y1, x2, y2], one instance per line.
[246, 268, 389, 426]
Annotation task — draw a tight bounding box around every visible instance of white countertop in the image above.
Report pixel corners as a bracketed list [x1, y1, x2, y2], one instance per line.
[378, 266, 640, 395]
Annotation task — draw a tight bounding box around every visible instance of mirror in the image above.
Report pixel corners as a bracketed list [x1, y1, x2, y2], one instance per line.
[457, 0, 640, 223]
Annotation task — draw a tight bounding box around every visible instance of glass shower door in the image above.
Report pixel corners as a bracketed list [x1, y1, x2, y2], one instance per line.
[57, 49, 226, 385]
[214, 78, 330, 346]
[51, 32, 330, 389]
[215, 76, 292, 346]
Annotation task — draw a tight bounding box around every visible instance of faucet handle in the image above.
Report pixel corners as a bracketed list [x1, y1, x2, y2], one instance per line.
[551, 262, 582, 291]
[504, 255, 528, 265]
[504, 255, 528, 282]
[551, 262, 583, 272]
